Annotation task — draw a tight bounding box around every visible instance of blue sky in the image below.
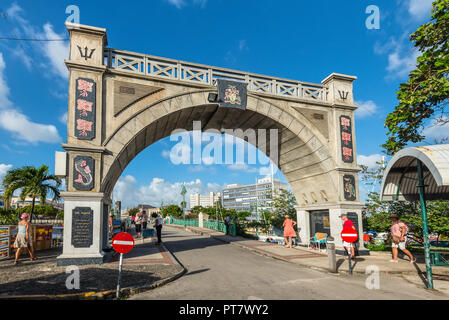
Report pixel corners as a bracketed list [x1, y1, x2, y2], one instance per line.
[0, 0, 445, 209]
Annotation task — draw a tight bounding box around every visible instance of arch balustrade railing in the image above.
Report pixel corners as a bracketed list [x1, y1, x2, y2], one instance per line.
[104, 48, 328, 102]
[169, 218, 236, 236]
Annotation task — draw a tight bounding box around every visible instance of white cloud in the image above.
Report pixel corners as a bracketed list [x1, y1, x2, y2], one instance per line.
[59, 112, 68, 124]
[239, 40, 249, 51]
[423, 118, 449, 140]
[167, 0, 186, 8]
[167, 0, 207, 9]
[408, 0, 434, 20]
[358, 154, 383, 169]
[0, 164, 13, 182]
[5, 3, 69, 79]
[0, 52, 61, 144]
[193, 0, 208, 7]
[41, 23, 69, 79]
[0, 109, 61, 144]
[113, 175, 224, 209]
[0, 54, 12, 109]
[386, 48, 420, 78]
[355, 100, 379, 118]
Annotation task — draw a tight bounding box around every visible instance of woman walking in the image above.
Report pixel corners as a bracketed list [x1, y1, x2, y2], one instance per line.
[14, 213, 36, 265]
[282, 215, 297, 248]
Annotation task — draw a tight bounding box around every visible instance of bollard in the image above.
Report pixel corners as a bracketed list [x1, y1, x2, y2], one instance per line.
[327, 236, 337, 273]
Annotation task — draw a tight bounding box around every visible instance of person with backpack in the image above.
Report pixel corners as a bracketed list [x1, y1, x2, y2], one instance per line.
[390, 214, 416, 263]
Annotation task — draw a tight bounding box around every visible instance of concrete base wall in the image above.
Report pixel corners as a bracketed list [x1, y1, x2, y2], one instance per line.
[57, 192, 106, 266]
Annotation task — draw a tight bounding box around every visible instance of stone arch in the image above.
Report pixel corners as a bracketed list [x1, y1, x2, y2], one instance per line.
[57, 23, 367, 266]
[101, 90, 338, 205]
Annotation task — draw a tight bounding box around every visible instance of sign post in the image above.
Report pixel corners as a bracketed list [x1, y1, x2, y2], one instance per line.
[341, 227, 358, 275]
[112, 232, 135, 299]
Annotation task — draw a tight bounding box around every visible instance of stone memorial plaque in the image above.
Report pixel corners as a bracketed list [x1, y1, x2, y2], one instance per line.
[75, 78, 96, 140]
[217, 79, 248, 110]
[72, 207, 93, 248]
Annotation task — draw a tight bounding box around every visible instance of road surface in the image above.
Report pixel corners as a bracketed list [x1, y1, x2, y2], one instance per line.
[131, 226, 447, 300]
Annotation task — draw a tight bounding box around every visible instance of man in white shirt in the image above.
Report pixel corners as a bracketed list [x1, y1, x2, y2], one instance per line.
[152, 213, 163, 244]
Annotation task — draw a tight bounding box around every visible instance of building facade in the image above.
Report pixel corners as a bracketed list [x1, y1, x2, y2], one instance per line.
[137, 204, 161, 216]
[222, 178, 288, 220]
[189, 192, 221, 209]
[9, 196, 63, 211]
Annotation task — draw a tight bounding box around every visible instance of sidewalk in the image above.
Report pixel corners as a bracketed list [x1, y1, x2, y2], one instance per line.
[167, 224, 449, 278]
[0, 233, 184, 299]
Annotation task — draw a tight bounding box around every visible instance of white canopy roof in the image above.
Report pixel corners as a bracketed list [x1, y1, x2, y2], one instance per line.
[380, 144, 449, 201]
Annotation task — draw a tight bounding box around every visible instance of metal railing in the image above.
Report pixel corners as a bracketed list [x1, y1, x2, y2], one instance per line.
[170, 218, 236, 236]
[104, 48, 328, 102]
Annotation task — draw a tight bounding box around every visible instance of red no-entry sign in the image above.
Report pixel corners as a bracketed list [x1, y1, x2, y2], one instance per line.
[341, 228, 358, 243]
[112, 232, 135, 254]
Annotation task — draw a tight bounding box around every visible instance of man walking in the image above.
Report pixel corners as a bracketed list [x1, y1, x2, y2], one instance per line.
[152, 213, 163, 244]
[390, 214, 416, 263]
[225, 215, 231, 235]
[340, 213, 356, 260]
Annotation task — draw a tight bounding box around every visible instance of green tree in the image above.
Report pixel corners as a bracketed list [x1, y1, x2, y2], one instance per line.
[17, 204, 60, 218]
[383, 0, 449, 155]
[236, 211, 252, 221]
[128, 208, 139, 217]
[0, 207, 17, 225]
[163, 205, 183, 217]
[2, 165, 61, 223]
[270, 190, 297, 229]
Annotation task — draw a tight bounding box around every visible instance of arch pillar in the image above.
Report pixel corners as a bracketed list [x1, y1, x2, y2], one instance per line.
[57, 23, 110, 266]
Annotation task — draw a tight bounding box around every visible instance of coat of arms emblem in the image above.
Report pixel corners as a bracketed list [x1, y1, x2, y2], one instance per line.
[224, 85, 242, 106]
[217, 79, 247, 110]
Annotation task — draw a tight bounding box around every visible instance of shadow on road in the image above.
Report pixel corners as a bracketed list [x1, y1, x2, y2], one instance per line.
[184, 268, 210, 276]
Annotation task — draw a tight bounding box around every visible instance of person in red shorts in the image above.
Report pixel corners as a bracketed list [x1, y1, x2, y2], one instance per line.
[340, 213, 356, 260]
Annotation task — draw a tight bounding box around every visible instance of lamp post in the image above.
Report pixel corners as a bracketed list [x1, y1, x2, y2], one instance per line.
[417, 160, 434, 289]
[181, 184, 187, 228]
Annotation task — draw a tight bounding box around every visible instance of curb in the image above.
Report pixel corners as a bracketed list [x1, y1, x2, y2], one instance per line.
[0, 241, 187, 300]
[169, 225, 445, 277]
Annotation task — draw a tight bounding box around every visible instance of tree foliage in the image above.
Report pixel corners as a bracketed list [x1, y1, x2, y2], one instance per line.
[127, 208, 139, 217]
[0, 207, 17, 225]
[268, 190, 297, 229]
[2, 165, 61, 222]
[363, 192, 449, 242]
[16, 204, 60, 218]
[163, 205, 183, 217]
[383, 0, 449, 155]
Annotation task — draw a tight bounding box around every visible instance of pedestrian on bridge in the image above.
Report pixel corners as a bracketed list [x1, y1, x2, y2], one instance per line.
[225, 215, 231, 235]
[340, 214, 356, 260]
[141, 210, 148, 230]
[13, 213, 37, 265]
[135, 210, 143, 238]
[283, 215, 297, 248]
[152, 213, 163, 244]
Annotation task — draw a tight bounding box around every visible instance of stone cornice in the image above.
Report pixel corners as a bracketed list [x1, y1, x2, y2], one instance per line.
[65, 60, 107, 73]
[62, 143, 107, 154]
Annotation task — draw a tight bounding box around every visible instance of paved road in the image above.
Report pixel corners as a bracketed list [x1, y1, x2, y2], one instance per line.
[131, 226, 447, 300]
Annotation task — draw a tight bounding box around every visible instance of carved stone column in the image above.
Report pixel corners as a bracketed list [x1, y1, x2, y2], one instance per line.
[56, 23, 109, 266]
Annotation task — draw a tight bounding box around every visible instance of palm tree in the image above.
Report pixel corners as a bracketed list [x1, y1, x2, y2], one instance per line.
[2, 165, 62, 223]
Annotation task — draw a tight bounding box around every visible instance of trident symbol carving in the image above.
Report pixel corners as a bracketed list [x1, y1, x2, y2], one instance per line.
[77, 46, 96, 61]
[338, 90, 349, 100]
